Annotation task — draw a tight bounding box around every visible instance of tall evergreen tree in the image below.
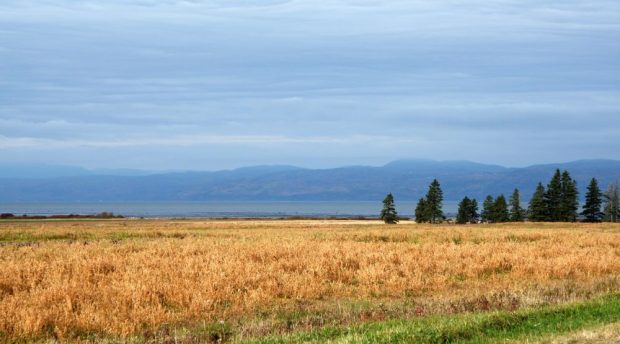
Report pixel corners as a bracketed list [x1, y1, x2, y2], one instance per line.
[481, 195, 494, 223]
[581, 178, 603, 222]
[414, 198, 428, 223]
[456, 197, 471, 224]
[380, 193, 398, 224]
[469, 198, 480, 224]
[604, 182, 620, 223]
[544, 169, 563, 221]
[456, 197, 478, 224]
[509, 188, 525, 222]
[559, 170, 579, 222]
[425, 179, 444, 224]
[493, 194, 510, 222]
[528, 183, 547, 222]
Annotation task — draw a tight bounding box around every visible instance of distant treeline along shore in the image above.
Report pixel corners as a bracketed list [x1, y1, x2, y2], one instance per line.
[0, 212, 123, 220]
[380, 169, 620, 224]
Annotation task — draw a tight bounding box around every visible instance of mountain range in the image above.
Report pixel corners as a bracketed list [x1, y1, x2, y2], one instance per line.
[1, 159, 619, 202]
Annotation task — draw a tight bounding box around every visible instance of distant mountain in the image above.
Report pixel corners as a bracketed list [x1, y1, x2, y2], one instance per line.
[0, 163, 91, 179]
[0, 160, 619, 202]
[0, 163, 157, 178]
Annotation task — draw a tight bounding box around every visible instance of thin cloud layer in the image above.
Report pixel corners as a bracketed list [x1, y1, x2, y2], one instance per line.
[1, 0, 619, 169]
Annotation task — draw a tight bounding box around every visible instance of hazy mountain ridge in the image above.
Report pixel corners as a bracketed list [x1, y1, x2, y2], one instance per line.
[0, 163, 158, 178]
[1, 160, 619, 202]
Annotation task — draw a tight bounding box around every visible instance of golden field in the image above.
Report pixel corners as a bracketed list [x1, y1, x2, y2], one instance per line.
[0, 219, 619, 342]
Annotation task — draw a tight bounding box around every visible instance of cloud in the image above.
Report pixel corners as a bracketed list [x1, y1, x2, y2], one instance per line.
[0, 0, 619, 169]
[0, 133, 427, 149]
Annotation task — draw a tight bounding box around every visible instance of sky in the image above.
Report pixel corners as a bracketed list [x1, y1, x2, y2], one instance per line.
[1, 0, 619, 170]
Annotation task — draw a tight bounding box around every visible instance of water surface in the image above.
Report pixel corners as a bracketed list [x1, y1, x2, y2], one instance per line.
[0, 201, 459, 218]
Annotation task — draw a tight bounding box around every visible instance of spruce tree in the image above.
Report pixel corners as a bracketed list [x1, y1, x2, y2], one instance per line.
[493, 194, 510, 222]
[581, 178, 603, 222]
[414, 198, 428, 223]
[425, 179, 444, 224]
[509, 188, 525, 222]
[456, 197, 471, 224]
[380, 193, 398, 224]
[544, 169, 563, 221]
[528, 183, 547, 222]
[604, 182, 620, 222]
[469, 198, 480, 223]
[481, 195, 495, 223]
[559, 170, 579, 222]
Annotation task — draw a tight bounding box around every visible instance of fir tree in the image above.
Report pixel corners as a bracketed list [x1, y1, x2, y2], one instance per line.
[604, 182, 620, 223]
[469, 198, 480, 224]
[544, 169, 563, 221]
[559, 170, 579, 222]
[493, 194, 510, 222]
[425, 179, 444, 224]
[528, 183, 547, 222]
[581, 178, 603, 222]
[481, 195, 494, 223]
[456, 197, 471, 224]
[509, 188, 525, 222]
[414, 198, 428, 223]
[380, 193, 398, 224]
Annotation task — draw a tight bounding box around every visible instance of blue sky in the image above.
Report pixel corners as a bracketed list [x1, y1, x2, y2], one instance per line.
[1, 0, 619, 170]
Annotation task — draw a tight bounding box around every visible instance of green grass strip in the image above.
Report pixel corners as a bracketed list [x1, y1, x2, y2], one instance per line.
[242, 294, 620, 343]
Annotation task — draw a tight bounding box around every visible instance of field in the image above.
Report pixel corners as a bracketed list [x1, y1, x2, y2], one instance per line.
[0, 219, 619, 343]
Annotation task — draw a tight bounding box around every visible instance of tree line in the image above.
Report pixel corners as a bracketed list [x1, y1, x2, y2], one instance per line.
[380, 169, 620, 224]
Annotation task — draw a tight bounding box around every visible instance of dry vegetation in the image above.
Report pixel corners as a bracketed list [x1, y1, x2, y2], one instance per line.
[0, 219, 619, 342]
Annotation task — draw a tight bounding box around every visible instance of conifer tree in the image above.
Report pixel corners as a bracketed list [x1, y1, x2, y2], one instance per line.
[481, 195, 494, 223]
[544, 169, 563, 221]
[425, 179, 444, 224]
[380, 193, 398, 224]
[456, 197, 471, 224]
[581, 178, 603, 222]
[509, 188, 525, 222]
[414, 198, 428, 223]
[528, 183, 547, 222]
[469, 198, 480, 223]
[493, 194, 510, 222]
[604, 182, 620, 223]
[559, 170, 579, 222]
[456, 197, 479, 224]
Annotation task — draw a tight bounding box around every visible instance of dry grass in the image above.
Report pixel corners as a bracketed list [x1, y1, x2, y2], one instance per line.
[0, 219, 619, 342]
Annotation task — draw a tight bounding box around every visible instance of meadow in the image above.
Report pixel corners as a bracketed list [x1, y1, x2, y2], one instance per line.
[0, 219, 619, 343]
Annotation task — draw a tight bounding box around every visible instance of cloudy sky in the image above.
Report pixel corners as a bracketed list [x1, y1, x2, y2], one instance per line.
[1, 0, 619, 170]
